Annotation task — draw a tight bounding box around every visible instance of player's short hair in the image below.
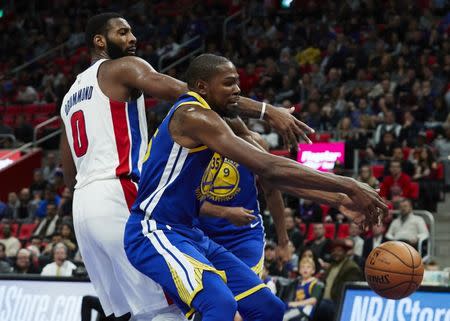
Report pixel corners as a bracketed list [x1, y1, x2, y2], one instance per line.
[185, 54, 231, 89]
[85, 12, 124, 49]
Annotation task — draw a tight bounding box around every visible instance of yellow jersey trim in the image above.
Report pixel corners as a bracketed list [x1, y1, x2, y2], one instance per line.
[235, 283, 267, 301]
[186, 91, 211, 109]
[251, 253, 265, 277]
[185, 308, 196, 319]
[189, 145, 208, 153]
[177, 101, 209, 109]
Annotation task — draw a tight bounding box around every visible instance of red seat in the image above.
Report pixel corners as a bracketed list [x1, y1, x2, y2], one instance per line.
[437, 163, 444, 180]
[299, 223, 306, 234]
[306, 224, 315, 241]
[371, 165, 385, 179]
[0, 224, 20, 238]
[18, 223, 37, 241]
[324, 223, 335, 239]
[410, 182, 419, 199]
[337, 223, 350, 239]
[425, 129, 435, 143]
[402, 147, 411, 160]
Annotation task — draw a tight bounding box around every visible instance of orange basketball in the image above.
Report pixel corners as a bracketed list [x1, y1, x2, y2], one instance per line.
[365, 241, 424, 300]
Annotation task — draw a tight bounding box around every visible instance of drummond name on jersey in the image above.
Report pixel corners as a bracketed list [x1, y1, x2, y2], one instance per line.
[64, 86, 93, 116]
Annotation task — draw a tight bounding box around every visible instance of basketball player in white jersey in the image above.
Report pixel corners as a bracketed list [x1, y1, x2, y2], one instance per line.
[60, 13, 313, 321]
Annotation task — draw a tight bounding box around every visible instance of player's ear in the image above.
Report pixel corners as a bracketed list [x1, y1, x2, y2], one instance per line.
[93, 34, 106, 50]
[197, 80, 208, 96]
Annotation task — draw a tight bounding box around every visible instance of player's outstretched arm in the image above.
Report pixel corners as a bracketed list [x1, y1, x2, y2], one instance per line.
[113, 57, 313, 147]
[199, 201, 256, 226]
[171, 106, 388, 225]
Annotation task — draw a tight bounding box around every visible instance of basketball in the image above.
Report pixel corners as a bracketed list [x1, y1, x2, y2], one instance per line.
[365, 241, 424, 300]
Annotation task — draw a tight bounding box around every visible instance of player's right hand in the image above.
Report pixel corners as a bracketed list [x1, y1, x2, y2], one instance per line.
[223, 207, 256, 226]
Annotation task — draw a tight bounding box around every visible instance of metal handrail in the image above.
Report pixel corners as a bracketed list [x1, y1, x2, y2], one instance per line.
[222, 10, 247, 45]
[32, 116, 60, 147]
[158, 35, 202, 71]
[390, 210, 435, 261]
[0, 142, 34, 160]
[0, 134, 17, 146]
[161, 39, 205, 74]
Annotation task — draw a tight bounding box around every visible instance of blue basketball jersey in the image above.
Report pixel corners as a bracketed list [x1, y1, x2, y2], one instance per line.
[196, 156, 263, 241]
[131, 92, 215, 228]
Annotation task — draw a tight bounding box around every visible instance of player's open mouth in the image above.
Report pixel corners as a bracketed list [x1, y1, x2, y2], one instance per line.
[127, 47, 136, 53]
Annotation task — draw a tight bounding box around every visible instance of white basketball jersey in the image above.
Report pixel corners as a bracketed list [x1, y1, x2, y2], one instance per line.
[60, 59, 148, 189]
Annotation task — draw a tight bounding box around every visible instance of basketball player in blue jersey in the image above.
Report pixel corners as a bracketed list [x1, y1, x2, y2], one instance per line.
[124, 54, 387, 321]
[60, 13, 316, 321]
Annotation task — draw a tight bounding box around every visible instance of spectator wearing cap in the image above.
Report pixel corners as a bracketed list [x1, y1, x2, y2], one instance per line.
[316, 239, 363, 321]
[385, 199, 429, 248]
[13, 249, 40, 274]
[41, 242, 76, 277]
[0, 224, 21, 257]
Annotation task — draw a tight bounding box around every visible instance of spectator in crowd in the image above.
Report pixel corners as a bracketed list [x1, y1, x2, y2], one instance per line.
[357, 165, 380, 189]
[41, 242, 76, 277]
[349, 223, 364, 258]
[317, 239, 363, 321]
[385, 198, 429, 248]
[15, 84, 39, 104]
[298, 199, 323, 223]
[261, 266, 277, 295]
[399, 111, 423, 147]
[0, 116, 14, 148]
[35, 185, 61, 218]
[0, 200, 11, 221]
[33, 202, 60, 240]
[6, 192, 20, 220]
[284, 257, 323, 321]
[27, 236, 43, 257]
[16, 188, 36, 222]
[380, 160, 412, 200]
[0, 224, 21, 257]
[265, 241, 289, 277]
[13, 249, 39, 274]
[362, 224, 387, 263]
[60, 222, 77, 258]
[385, 147, 415, 177]
[412, 147, 438, 180]
[14, 114, 33, 144]
[306, 224, 331, 263]
[58, 187, 73, 218]
[368, 131, 400, 162]
[435, 126, 450, 161]
[373, 110, 401, 145]
[0, 243, 13, 273]
[42, 152, 59, 183]
[53, 169, 66, 196]
[29, 169, 48, 198]
[284, 208, 304, 251]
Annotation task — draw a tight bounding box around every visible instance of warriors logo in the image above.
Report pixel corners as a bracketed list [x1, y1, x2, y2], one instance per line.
[197, 153, 241, 202]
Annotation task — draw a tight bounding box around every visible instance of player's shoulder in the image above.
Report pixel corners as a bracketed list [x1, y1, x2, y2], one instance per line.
[105, 56, 154, 72]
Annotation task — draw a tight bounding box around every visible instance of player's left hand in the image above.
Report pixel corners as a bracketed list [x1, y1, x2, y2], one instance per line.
[337, 193, 383, 231]
[276, 241, 291, 263]
[265, 105, 314, 150]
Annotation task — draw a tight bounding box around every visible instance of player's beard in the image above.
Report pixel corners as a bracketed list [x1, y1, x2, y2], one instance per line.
[105, 37, 130, 59]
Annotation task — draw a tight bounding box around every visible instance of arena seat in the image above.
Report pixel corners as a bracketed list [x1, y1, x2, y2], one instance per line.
[410, 182, 420, 199]
[320, 204, 330, 221]
[299, 223, 307, 234]
[337, 223, 350, 239]
[425, 129, 435, 143]
[402, 147, 411, 160]
[0, 223, 20, 239]
[371, 165, 385, 179]
[437, 162, 444, 180]
[324, 223, 336, 239]
[18, 223, 37, 241]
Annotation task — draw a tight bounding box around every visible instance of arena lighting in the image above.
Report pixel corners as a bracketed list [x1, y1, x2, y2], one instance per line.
[0, 158, 13, 171]
[0, 10, 3, 18]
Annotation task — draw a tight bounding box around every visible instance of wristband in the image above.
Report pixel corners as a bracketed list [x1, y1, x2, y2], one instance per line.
[259, 102, 266, 120]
